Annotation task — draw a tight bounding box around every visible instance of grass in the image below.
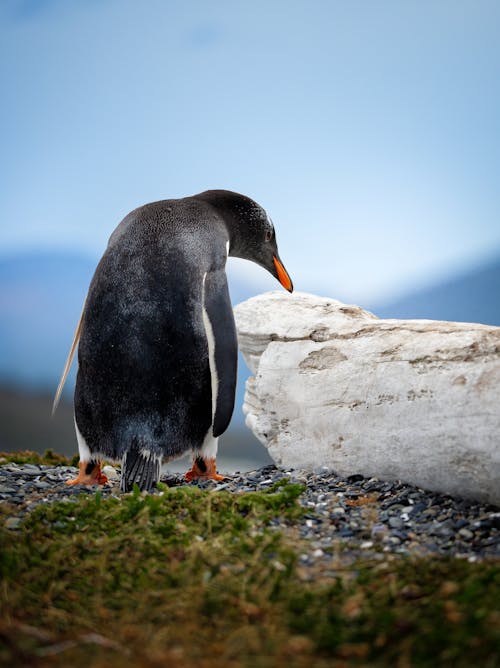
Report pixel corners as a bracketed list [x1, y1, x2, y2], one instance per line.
[0, 455, 499, 667]
[0, 449, 79, 467]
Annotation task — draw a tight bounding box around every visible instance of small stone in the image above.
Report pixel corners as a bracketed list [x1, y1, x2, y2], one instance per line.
[458, 528, 474, 541]
[389, 517, 403, 529]
[313, 466, 330, 475]
[371, 524, 388, 542]
[385, 503, 405, 512]
[102, 465, 119, 481]
[411, 502, 428, 514]
[5, 517, 22, 530]
[272, 560, 286, 571]
[431, 523, 454, 539]
[391, 530, 409, 542]
[45, 474, 62, 482]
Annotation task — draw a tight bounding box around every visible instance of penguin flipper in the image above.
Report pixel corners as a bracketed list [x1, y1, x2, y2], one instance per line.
[203, 269, 238, 437]
[120, 445, 161, 493]
[52, 297, 86, 415]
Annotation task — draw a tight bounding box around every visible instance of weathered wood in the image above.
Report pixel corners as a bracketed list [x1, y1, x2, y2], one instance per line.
[234, 291, 500, 504]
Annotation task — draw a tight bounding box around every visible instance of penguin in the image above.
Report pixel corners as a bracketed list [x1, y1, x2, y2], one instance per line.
[53, 190, 293, 492]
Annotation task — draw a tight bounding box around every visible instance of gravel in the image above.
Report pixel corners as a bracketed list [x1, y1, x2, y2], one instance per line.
[1, 463, 499, 568]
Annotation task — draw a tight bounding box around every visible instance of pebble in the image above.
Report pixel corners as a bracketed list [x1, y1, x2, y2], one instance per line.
[5, 516, 22, 530]
[0, 463, 499, 568]
[371, 524, 388, 542]
[388, 517, 403, 529]
[458, 528, 474, 541]
[102, 465, 120, 481]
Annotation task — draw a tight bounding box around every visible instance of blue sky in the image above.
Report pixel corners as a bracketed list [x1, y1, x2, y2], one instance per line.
[1, 0, 500, 304]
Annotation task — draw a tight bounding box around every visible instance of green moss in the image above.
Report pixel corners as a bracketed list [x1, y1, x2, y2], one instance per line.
[0, 482, 499, 667]
[0, 449, 79, 466]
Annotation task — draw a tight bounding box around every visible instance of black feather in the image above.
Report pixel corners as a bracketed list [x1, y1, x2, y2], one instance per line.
[120, 444, 161, 493]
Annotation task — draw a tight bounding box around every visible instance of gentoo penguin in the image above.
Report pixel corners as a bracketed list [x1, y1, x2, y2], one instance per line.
[53, 190, 293, 492]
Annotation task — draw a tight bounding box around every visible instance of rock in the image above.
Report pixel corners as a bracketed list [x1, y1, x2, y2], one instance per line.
[458, 528, 474, 541]
[389, 517, 404, 529]
[5, 517, 22, 530]
[371, 524, 389, 542]
[102, 465, 119, 481]
[234, 291, 500, 505]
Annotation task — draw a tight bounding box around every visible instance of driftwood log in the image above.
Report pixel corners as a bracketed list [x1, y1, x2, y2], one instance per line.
[234, 292, 500, 504]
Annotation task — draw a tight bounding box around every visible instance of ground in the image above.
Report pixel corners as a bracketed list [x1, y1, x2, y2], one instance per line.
[0, 451, 499, 667]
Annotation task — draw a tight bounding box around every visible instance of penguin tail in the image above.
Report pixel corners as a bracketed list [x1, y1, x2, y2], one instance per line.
[120, 444, 161, 493]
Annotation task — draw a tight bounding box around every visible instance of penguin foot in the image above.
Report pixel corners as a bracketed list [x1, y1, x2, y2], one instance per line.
[185, 457, 225, 482]
[66, 461, 109, 486]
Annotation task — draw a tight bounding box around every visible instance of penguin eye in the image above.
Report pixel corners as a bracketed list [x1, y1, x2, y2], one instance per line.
[265, 229, 272, 242]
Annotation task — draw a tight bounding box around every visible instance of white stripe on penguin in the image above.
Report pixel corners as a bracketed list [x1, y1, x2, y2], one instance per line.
[202, 272, 218, 427]
[74, 416, 92, 462]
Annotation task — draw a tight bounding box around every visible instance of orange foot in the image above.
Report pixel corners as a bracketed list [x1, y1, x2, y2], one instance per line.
[185, 457, 225, 482]
[66, 461, 109, 486]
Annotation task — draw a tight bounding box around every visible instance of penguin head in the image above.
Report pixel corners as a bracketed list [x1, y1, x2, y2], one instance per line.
[195, 190, 293, 292]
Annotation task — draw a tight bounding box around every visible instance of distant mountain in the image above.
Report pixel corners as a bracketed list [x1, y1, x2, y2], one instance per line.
[0, 250, 265, 425]
[371, 255, 500, 326]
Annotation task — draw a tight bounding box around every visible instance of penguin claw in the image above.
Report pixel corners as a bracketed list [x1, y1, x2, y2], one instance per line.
[185, 457, 225, 482]
[65, 461, 109, 486]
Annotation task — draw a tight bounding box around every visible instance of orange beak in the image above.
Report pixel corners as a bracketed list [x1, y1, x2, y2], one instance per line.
[273, 255, 293, 292]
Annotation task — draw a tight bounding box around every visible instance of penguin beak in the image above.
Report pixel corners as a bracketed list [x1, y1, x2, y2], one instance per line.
[273, 255, 293, 293]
